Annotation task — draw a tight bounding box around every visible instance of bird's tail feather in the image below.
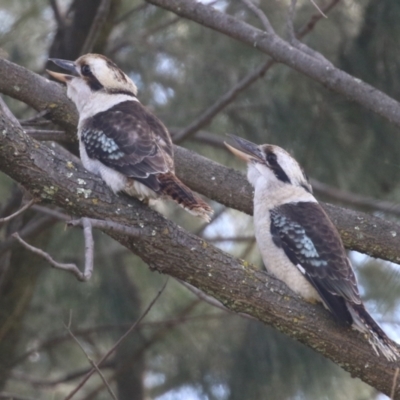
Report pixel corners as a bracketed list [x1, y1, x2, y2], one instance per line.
[348, 303, 399, 362]
[158, 172, 213, 222]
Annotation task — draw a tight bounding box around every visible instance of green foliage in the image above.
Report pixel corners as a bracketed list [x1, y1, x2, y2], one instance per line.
[0, 0, 399, 399]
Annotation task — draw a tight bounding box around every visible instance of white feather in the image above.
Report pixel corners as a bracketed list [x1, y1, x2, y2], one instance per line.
[248, 153, 320, 302]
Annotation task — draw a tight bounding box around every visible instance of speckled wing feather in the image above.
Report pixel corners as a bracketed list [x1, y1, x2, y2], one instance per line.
[80, 100, 173, 192]
[270, 201, 361, 324]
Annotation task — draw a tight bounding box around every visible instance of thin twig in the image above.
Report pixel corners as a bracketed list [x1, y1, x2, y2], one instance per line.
[12, 233, 86, 281]
[64, 322, 117, 400]
[68, 218, 143, 238]
[241, 0, 275, 34]
[0, 96, 21, 127]
[10, 313, 225, 369]
[64, 279, 169, 400]
[141, 16, 180, 40]
[19, 110, 50, 125]
[207, 235, 254, 243]
[114, 3, 149, 25]
[391, 367, 399, 399]
[11, 217, 94, 281]
[297, 0, 340, 38]
[311, 179, 400, 217]
[195, 206, 226, 236]
[25, 129, 71, 142]
[110, 16, 181, 56]
[0, 199, 35, 225]
[49, 0, 65, 30]
[0, 393, 38, 400]
[287, 0, 297, 43]
[9, 364, 114, 387]
[80, 0, 111, 55]
[31, 205, 70, 221]
[80, 298, 200, 400]
[285, 0, 334, 63]
[186, 130, 226, 148]
[174, 59, 274, 143]
[174, 0, 340, 144]
[82, 218, 94, 280]
[0, 215, 56, 257]
[309, 0, 327, 18]
[179, 280, 256, 321]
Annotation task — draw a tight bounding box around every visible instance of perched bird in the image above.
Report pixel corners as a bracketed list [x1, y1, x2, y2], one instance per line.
[47, 54, 213, 221]
[225, 134, 398, 361]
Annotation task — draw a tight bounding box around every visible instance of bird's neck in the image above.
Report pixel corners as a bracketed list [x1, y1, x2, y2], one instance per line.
[77, 92, 139, 120]
[254, 178, 317, 211]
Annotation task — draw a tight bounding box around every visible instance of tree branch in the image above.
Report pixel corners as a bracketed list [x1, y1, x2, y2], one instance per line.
[0, 393, 37, 400]
[65, 280, 168, 400]
[0, 101, 400, 397]
[173, 59, 274, 143]
[64, 318, 117, 400]
[0, 58, 399, 264]
[173, 0, 340, 143]
[145, 0, 400, 128]
[0, 58, 78, 137]
[241, 0, 275, 34]
[0, 199, 35, 225]
[311, 179, 400, 217]
[49, 0, 65, 31]
[80, 0, 112, 54]
[25, 129, 71, 142]
[12, 233, 86, 281]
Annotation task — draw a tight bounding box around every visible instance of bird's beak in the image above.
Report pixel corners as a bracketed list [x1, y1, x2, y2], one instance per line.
[47, 58, 79, 83]
[224, 134, 263, 163]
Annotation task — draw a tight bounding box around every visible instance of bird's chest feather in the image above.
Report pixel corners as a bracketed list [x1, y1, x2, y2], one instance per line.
[253, 187, 320, 302]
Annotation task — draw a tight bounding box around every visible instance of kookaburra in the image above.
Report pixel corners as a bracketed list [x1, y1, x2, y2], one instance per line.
[47, 54, 213, 221]
[225, 134, 398, 361]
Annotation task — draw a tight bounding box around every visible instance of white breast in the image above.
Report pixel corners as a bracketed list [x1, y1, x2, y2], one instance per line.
[79, 93, 138, 120]
[253, 180, 321, 302]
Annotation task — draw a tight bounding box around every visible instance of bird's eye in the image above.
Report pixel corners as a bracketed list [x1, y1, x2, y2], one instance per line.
[266, 152, 277, 165]
[81, 65, 91, 76]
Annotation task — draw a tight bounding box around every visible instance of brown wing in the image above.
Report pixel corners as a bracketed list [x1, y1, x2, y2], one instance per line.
[270, 201, 361, 324]
[81, 100, 173, 191]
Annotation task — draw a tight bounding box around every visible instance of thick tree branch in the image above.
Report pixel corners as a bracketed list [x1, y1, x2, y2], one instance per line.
[145, 0, 400, 128]
[0, 59, 78, 136]
[0, 102, 400, 397]
[1, 58, 400, 264]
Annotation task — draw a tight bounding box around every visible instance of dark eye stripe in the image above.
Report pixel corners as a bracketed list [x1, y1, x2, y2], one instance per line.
[264, 148, 291, 184]
[271, 165, 291, 184]
[87, 76, 103, 91]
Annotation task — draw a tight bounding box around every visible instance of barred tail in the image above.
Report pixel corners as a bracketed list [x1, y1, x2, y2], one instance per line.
[348, 303, 399, 362]
[158, 172, 213, 222]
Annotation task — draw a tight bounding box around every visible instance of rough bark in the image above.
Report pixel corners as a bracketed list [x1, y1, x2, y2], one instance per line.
[145, 0, 400, 128]
[0, 103, 399, 397]
[1, 58, 400, 265]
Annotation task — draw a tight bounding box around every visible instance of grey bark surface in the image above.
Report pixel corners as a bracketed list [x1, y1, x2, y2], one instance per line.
[0, 105, 399, 396]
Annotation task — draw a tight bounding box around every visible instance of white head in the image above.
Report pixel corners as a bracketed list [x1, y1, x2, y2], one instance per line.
[225, 135, 312, 194]
[47, 53, 138, 112]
